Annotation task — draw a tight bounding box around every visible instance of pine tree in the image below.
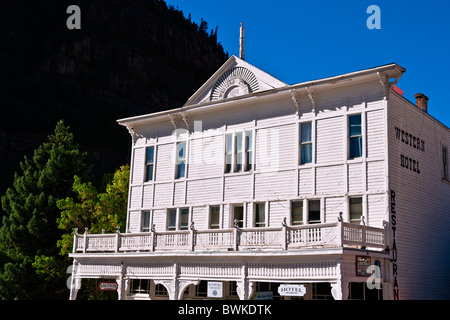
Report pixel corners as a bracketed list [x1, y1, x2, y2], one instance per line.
[0, 120, 91, 299]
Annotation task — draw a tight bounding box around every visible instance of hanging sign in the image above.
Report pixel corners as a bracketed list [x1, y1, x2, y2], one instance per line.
[278, 284, 306, 296]
[207, 281, 223, 298]
[98, 282, 118, 291]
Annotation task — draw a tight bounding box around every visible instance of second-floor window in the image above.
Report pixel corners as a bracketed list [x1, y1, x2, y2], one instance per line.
[291, 201, 303, 225]
[145, 147, 154, 182]
[209, 205, 221, 229]
[175, 141, 186, 179]
[308, 200, 321, 224]
[225, 131, 253, 173]
[349, 114, 363, 159]
[300, 122, 312, 164]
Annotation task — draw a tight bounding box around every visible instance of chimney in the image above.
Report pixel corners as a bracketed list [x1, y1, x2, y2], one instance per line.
[414, 93, 429, 113]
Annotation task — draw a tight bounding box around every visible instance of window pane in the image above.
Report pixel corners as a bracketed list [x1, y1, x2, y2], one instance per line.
[146, 147, 154, 164]
[145, 164, 153, 181]
[176, 161, 185, 178]
[255, 203, 265, 227]
[177, 141, 186, 160]
[349, 115, 362, 136]
[350, 197, 362, 224]
[226, 134, 233, 154]
[301, 143, 312, 164]
[300, 123, 312, 143]
[235, 132, 243, 152]
[180, 208, 189, 230]
[235, 151, 242, 172]
[291, 201, 303, 225]
[246, 151, 252, 171]
[142, 211, 151, 231]
[233, 206, 244, 228]
[349, 136, 362, 159]
[245, 131, 252, 151]
[167, 209, 176, 230]
[308, 200, 321, 224]
[210, 206, 220, 229]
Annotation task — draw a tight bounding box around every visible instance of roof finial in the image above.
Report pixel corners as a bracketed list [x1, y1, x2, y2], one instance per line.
[239, 22, 245, 60]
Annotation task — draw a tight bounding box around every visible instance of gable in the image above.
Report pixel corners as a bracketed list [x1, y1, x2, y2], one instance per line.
[184, 55, 287, 106]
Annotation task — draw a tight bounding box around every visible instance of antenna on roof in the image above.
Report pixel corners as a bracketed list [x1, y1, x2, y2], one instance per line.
[239, 22, 245, 60]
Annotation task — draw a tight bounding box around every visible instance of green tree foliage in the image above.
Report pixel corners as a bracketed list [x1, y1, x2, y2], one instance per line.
[33, 164, 129, 300]
[0, 120, 91, 299]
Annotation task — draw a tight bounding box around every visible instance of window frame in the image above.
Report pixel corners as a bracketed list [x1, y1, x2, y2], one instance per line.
[141, 210, 152, 232]
[299, 122, 313, 165]
[348, 114, 363, 159]
[144, 146, 155, 182]
[291, 200, 304, 225]
[208, 205, 221, 229]
[166, 207, 191, 231]
[254, 202, 266, 228]
[349, 197, 363, 225]
[225, 130, 254, 173]
[231, 204, 245, 228]
[307, 199, 321, 224]
[175, 141, 187, 179]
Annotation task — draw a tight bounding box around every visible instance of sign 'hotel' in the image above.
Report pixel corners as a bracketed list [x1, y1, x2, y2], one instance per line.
[68, 28, 450, 299]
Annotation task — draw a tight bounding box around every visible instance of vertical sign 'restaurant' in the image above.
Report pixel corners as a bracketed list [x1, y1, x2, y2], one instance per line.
[391, 190, 399, 300]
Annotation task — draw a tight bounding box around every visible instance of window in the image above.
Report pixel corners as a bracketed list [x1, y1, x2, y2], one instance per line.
[225, 131, 253, 173]
[209, 206, 221, 229]
[175, 141, 186, 179]
[167, 208, 190, 231]
[300, 122, 312, 164]
[291, 201, 303, 225]
[130, 279, 151, 294]
[145, 147, 154, 181]
[308, 200, 321, 224]
[443, 146, 448, 180]
[254, 203, 266, 227]
[232, 205, 244, 228]
[245, 131, 253, 171]
[141, 210, 151, 232]
[349, 197, 363, 224]
[349, 114, 362, 159]
[179, 208, 189, 230]
[167, 209, 177, 231]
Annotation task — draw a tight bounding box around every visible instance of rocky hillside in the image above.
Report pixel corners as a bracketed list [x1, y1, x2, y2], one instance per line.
[0, 0, 228, 198]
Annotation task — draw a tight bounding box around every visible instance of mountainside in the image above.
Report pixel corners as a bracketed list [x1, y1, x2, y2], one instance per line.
[0, 0, 228, 199]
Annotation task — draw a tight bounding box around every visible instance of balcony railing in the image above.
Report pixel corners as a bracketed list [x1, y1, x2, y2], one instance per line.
[72, 220, 388, 254]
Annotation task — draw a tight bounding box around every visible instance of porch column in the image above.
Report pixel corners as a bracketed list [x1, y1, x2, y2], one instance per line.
[236, 280, 255, 300]
[69, 277, 81, 300]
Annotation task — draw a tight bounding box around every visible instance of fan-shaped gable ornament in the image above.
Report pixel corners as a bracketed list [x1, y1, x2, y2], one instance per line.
[210, 67, 259, 101]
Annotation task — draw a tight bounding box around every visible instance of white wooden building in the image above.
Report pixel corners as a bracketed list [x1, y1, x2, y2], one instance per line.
[69, 55, 450, 300]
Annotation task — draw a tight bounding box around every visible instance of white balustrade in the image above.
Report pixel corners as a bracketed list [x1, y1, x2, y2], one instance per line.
[73, 221, 386, 254]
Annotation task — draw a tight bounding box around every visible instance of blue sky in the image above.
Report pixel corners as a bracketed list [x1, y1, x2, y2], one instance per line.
[166, 0, 450, 127]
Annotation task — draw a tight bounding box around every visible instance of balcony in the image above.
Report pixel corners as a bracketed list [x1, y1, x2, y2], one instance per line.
[72, 220, 388, 254]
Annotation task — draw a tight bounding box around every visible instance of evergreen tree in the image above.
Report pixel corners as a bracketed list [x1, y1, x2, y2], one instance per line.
[0, 120, 91, 299]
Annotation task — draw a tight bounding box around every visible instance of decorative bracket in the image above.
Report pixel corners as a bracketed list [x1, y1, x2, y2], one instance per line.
[289, 90, 301, 115]
[305, 87, 316, 111]
[377, 72, 402, 100]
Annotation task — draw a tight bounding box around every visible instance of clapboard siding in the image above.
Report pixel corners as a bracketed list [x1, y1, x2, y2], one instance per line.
[128, 210, 141, 233]
[131, 147, 144, 184]
[187, 178, 222, 204]
[155, 143, 174, 182]
[325, 197, 344, 223]
[188, 135, 223, 179]
[316, 165, 345, 194]
[299, 168, 313, 196]
[192, 206, 207, 229]
[269, 201, 288, 227]
[223, 175, 252, 201]
[153, 183, 172, 207]
[152, 209, 166, 231]
[142, 185, 153, 208]
[316, 116, 344, 163]
[254, 170, 296, 199]
[129, 186, 142, 209]
[388, 92, 450, 299]
[366, 109, 386, 159]
[366, 161, 384, 191]
[367, 193, 385, 227]
[348, 163, 363, 193]
[173, 181, 185, 205]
